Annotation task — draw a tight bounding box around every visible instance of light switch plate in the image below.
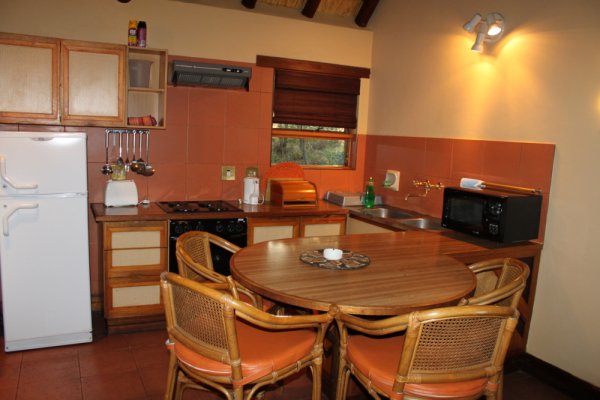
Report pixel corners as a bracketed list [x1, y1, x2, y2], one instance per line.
[221, 165, 235, 181]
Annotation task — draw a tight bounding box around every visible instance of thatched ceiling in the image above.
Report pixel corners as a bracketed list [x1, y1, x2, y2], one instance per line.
[170, 0, 380, 28]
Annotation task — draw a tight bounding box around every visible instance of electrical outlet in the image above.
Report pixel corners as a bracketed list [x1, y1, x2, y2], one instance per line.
[221, 166, 235, 181]
[245, 166, 258, 177]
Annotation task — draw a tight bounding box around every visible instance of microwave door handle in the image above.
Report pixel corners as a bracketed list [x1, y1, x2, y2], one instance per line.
[2, 203, 39, 236]
[0, 156, 39, 190]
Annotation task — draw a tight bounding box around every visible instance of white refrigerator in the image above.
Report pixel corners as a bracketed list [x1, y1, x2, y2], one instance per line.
[0, 131, 92, 351]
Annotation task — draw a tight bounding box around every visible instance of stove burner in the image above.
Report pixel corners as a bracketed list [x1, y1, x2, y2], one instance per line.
[157, 200, 241, 213]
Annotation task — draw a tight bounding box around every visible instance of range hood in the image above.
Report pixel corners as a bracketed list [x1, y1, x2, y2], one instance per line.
[171, 60, 251, 90]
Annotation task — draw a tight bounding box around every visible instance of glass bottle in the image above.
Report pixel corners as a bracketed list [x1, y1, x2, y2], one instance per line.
[363, 177, 375, 209]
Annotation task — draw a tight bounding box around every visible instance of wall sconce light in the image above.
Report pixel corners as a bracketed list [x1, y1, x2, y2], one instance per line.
[463, 12, 505, 52]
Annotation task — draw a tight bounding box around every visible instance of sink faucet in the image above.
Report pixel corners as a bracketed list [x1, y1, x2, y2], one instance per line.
[404, 180, 444, 201]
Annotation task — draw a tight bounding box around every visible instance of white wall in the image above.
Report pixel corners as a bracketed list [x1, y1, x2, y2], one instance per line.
[369, 0, 600, 385]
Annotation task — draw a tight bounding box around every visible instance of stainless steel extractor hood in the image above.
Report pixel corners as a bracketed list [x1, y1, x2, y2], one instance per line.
[170, 60, 252, 90]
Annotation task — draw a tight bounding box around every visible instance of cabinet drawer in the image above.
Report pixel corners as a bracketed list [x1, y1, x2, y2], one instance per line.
[109, 248, 163, 268]
[104, 280, 163, 319]
[104, 221, 167, 250]
[113, 284, 160, 308]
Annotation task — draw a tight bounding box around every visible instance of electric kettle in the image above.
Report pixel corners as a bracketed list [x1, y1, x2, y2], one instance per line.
[243, 176, 263, 205]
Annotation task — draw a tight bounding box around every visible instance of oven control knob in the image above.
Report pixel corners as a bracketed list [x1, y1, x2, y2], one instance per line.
[226, 221, 235, 233]
[234, 222, 244, 233]
[194, 221, 205, 231]
[173, 222, 188, 235]
[215, 221, 225, 233]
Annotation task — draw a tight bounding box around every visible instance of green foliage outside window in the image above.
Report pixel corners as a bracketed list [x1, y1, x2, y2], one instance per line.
[271, 124, 349, 167]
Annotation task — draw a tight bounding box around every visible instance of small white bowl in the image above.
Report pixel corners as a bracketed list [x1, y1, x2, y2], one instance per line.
[323, 248, 343, 261]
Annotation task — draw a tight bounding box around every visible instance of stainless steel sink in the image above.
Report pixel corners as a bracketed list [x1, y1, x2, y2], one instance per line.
[399, 218, 444, 232]
[360, 207, 416, 219]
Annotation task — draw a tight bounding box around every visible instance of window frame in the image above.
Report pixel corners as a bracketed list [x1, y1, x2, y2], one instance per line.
[257, 55, 369, 170]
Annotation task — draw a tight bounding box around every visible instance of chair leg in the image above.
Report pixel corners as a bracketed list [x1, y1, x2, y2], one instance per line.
[312, 359, 323, 400]
[335, 362, 349, 400]
[164, 352, 178, 400]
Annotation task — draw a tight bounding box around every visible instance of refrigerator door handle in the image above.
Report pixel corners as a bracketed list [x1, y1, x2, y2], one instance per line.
[0, 155, 39, 190]
[2, 203, 39, 236]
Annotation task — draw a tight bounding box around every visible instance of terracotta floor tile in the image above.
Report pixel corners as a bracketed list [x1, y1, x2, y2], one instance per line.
[137, 364, 167, 396]
[77, 333, 131, 355]
[17, 376, 82, 400]
[132, 344, 169, 369]
[0, 382, 17, 400]
[81, 370, 146, 400]
[126, 330, 167, 349]
[79, 348, 137, 378]
[19, 355, 80, 385]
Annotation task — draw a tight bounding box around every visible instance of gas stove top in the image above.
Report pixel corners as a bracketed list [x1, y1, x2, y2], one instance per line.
[157, 200, 241, 213]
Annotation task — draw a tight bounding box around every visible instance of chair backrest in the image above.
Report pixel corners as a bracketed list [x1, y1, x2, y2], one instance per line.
[394, 305, 518, 394]
[175, 231, 240, 282]
[160, 271, 335, 388]
[460, 257, 530, 308]
[161, 271, 245, 382]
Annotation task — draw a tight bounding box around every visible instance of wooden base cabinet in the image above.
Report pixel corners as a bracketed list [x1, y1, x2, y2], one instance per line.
[103, 221, 167, 333]
[248, 214, 346, 245]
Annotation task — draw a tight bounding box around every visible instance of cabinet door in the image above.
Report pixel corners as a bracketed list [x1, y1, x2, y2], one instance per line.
[0, 33, 60, 124]
[346, 215, 394, 234]
[247, 217, 300, 244]
[301, 215, 346, 237]
[61, 40, 126, 126]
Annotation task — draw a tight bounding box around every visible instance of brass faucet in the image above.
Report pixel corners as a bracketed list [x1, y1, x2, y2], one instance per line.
[404, 180, 444, 200]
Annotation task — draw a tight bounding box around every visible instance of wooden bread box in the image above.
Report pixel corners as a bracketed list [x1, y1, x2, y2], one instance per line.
[270, 180, 318, 208]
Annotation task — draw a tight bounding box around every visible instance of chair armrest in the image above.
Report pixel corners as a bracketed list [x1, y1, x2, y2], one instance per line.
[336, 312, 410, 336]
[230, 296, 336, 330]
[208, 234, 242, 254]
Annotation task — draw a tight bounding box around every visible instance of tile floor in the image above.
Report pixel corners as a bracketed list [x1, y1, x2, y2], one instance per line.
[0, 322, 575, 400]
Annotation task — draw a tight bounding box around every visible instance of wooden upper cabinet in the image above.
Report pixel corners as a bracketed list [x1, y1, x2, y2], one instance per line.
[0, 33, 60, 124]
[61, 40, 126, 126]
[0, 32, 126, 126]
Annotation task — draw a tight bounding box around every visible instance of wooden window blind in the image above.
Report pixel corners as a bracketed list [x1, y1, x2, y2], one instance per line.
[257, 56, 370, 129]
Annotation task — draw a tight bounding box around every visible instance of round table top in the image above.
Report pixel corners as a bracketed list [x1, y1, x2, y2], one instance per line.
[230, 232, 476, 316]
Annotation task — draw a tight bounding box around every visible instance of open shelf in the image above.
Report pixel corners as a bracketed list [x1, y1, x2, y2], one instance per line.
[126, 47, 168, 129]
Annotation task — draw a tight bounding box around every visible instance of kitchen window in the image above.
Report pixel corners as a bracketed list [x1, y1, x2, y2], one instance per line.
[257, 56, 369, 169]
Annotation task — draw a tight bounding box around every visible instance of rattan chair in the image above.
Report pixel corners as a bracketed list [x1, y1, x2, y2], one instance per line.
[160, 271, 336, 400]
[459, 257, 530, 309]
[175, 231, 268, 309]
[335, 305, 519, 400]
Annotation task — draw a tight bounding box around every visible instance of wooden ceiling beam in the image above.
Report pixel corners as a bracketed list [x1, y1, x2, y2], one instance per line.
[302, 0, 321, 18]
[241, 0, 257, 9]
[355, 0, 379, 27]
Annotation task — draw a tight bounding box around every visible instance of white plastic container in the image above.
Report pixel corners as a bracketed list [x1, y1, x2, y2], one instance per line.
[129, 59, 153, 88]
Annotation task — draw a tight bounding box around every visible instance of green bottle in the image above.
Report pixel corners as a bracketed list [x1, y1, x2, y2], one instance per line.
[363, 177, 375, 209]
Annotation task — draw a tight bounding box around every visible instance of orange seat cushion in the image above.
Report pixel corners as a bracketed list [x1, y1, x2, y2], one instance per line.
[173, 320, 316, 386]
[347, 334, 488, 400]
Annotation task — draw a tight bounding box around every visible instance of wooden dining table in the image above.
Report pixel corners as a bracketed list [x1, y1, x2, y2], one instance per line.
[230, 231, 477, 316]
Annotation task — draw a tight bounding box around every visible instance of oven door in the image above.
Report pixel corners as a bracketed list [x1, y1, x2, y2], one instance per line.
[168, 218, 247, 275]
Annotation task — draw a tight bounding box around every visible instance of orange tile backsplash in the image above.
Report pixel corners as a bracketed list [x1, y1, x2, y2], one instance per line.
[363, 135, 555, 241]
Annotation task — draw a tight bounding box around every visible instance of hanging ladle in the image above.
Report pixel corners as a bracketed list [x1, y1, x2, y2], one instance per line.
[116, 131, 124, 166]
[101, 129, 113, 175]
[130, 130, 141, 173]
[124, 130, 130, 171]
[141, 130, 155, 176]
[134, 129, 145, 173]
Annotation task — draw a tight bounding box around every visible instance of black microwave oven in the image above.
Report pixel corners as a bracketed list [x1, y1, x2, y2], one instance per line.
[441, 187, 542, 243]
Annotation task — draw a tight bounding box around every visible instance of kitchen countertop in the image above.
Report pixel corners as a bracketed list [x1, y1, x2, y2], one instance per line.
[90, 200, 347, 222]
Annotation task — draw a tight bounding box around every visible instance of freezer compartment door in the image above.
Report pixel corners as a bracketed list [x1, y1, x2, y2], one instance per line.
[0, 196, 92, 351]
[0, 131, 87, 196]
